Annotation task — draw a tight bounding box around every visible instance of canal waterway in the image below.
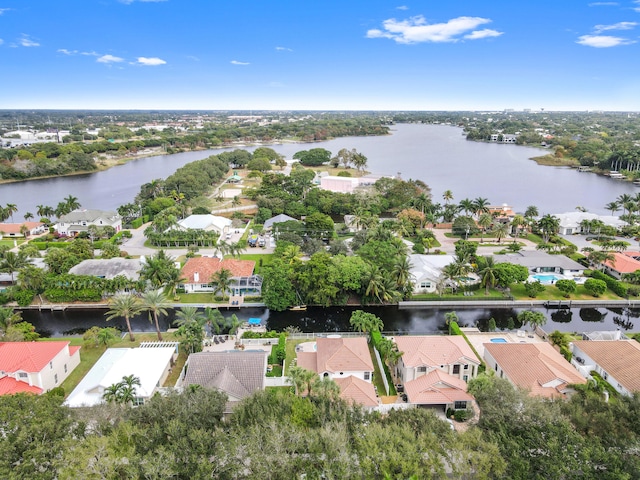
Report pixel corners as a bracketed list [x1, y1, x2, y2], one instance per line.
[1, 124, 637, 218]
[22, 305, 639, 338]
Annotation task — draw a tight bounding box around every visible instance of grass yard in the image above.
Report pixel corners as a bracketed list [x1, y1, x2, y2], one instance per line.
[236, 253, 275, 273]
[285, 338, 311, 375]
[174, 292, 216, 304]
[0, 239, 25, 247]
[411, 289, 506, 301]
[368, 343, 396, 396]
[509, 283, 623, 301]
[163, 351, 187, 387]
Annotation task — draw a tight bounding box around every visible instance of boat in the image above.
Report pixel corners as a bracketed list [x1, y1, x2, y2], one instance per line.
[289, 305, 307, 311]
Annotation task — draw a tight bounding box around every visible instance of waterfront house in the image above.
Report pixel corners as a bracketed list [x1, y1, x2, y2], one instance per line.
[296, 336, 374, 383]
[181, 350, 268, 413]
[68, 258, 142, 281]
[493, 250, 585, 277]
[571, 340, 640, 396]
[394, 335, 481, 384]
[334, 375, 379, 410]
[65, 344, 178, 407]
[0, 341, 81, 395]
[180, 256, 262, 296]
[553, 212, 626, 235]
[55, 209, 122, 236]
[319, 176, 361, 193]
[408, 254, 459, 294]
[263, 213, 298, 230]
[175, 214, 232, 235]
[483, 342, 586, 398]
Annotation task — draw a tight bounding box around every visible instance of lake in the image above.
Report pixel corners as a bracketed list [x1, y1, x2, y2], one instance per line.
[1, 124, 636, 218]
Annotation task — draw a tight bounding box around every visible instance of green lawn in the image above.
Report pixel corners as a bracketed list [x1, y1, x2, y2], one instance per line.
[368, 343, 396, 396]
[411, 289, 506, 301]
[236, 253, 274, 273]
[285, 338, 311, 375]
[0, 239, 25, 247]
[509, 283, 623, 301]
[41, 333, 182, 397]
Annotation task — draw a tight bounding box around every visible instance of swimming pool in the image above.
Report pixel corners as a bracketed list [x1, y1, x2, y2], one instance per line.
[490, 338, 508, 343]
[531, 274, 563, 284]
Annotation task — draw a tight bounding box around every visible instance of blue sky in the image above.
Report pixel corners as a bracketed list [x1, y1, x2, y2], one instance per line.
[1, 0, 640, 110]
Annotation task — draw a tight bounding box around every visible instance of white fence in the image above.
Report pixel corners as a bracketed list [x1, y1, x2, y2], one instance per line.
[375, 403, 414, 414]
[240, 338, 279, 346]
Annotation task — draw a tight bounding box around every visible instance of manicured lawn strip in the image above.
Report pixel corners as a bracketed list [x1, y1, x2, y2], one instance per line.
[525, 233, 543, 244]
[285, 338, 310, 375]
[411, 290, 506, 301]
[368, 343, 396, 396]
[509, 283, 623, 301]
[174, 292, 215, 304]
[163, 351, 187, 387]
[236, 253, 275, 273]
[0, 239, 25, 247]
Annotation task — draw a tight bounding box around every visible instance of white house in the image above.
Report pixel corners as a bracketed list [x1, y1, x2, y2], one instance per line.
[56, 209, 122, 236]
[65, 344, 178, 407]
[0, 222, 46, 238]
[319, 176, 361, 193]
[571, 340, 640, 397]
[553, 212, 627, 235]
[0, 341, 81, 395]
[408, 254, 458, 293]
[175, 214, 232, 235]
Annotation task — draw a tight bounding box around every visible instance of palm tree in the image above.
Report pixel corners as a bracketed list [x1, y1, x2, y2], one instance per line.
[392, 255, 413, 295]
[211, 268, 233, 301]
[96, 327, 119, 347]
[102, 384, 121, 404]
[511, 214, 525, 241]
[140, 289, 170, 341]
[105, 294, 143, 342]
[23, 212, 34, 222]
[492, 222, 510, 243]
[472, 197, 490, 218]
[458, 198, 475, 216]
[0, 307, 22, 336]
[442, 190, 454, 205]
[524, 205, 539, 220]
[5, 204, 17, 223]
[477, 256, 498, 295]
[313, 377, 341, 400]
[477, 213, 492, 243]
[363, 265, 385, 303]
[587, 250, 616, 271]
[0, 251, 32, 284]
[537, 214, 560, 243]
[288, 366, 308, 396]
[174, 306, 205, 327]
[605, 201, 620, 216]
[64, 195, 81, 212]
[36, 205, 47, 218]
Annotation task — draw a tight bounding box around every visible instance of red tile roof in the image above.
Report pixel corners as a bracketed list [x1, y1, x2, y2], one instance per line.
[0, 377, 42, 395]
[404, 370, 474, 405]
[0, 222, 44, 234]
[394, 335, 480, 368]
[572, 340, 640, 393]
[0, 341, 71, 373]
[334, 376, 379, 407]
[604, 253, 640, 274]
[181, 257, 255, 283]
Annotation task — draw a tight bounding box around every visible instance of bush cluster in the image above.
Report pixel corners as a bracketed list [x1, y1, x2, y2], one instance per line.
[44, 288, 102, 303]
[589, 270, 627, 297]
[268, 333, 287, 365]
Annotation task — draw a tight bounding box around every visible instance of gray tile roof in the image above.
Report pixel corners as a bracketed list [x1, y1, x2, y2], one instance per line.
[68, 258, 142, 280]
[58, 209, 120, 224]
[183, 351, 267, 401]
[493, 250, 584, 271]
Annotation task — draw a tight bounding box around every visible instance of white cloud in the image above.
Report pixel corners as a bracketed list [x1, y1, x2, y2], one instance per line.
[0, 8, 11, 15]
[0, 39, 3, 46]
[366, 15, 502, 44]
[576, 34, 635, 47]
[136, 56, 166, 65]
[275, 46, 293, 52]
[97, 54, 124, 63]
[20, 35, 39, 47]
[58, 48, 77, 55]
[588, 2, 619, 5]
[594, 21, 638, 33]
[231, 60, 250, 65]
[396, 5, 408, 10]
[464, 29, 503, 40]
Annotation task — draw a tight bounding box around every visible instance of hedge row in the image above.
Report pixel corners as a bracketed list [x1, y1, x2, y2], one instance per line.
[268, 333, 286, 365]
[43, 288, 103, 303]
[589, 270, 628, 297]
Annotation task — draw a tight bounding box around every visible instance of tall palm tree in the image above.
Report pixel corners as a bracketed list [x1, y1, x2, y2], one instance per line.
[363, 265, 385, 303]
[587, 250, 616, 271]
[458, 198, 475, 217]
[313, 377, 341, 401]
[442, 190, 454, 205]
[4, 204, 17, 223]
[23, 212, 34, 222]
[288, 366, 308, 396]
[477, 213, 492, 243]
[477, 256, 498, 295]
[211, 268, 233, 301]
[174, 306, 205, 327]
[36, 205, 47, 218]
[511, 214, 526, 242]
[537, 214, 560, 243]
[392, 255, 413, 294]
[105, 294, 143, 342]
[524, 205, 539, 220]
[0, 307, 22, 336]
[492, 222, 510, 243]
[604, 201, 620, 216]
[64, 195, 81, 212]
[472, 197, 490, 218]
[140, 289, 170, 341]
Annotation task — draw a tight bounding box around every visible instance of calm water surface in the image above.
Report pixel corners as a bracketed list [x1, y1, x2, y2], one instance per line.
[1, 124, 636, 218]
[22, 305, 638, 337]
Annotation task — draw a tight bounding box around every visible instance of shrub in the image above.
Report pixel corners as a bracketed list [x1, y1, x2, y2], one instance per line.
[560, 345, 572, 362]
[131, 218, 143, 229]
[454, 409, 472, 422]
[13, 289, 35, 307]
[590, 270, 627, 297]
[524, 280, 545, 298]
[584, 278, 607, 297]
[47, 386, 65, 398]
[0, 292, 10, 305]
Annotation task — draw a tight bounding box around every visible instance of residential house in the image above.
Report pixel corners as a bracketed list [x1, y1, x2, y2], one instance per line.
[175, 214, 232, 235]
[65, 344, 178, 407]
[394, 335, 481, 384]
[68, 258, 142, 281]
[553, 212, 626, 235]
[408, 254, 460, 293]
[493, 250, 585, 277]
[181, 350, 268, 413]
[181, 256, 262, 296]
[571, 340, 640, 396]
[602, 252, 640, 280]
[404, 369, 475, 412]
[56, 209, 122, 236]
[296, 336, 376, 408]
[319, 176, 361, 193]
[0, 222, 46, 238]
[0, 341, 81, 395]
[263, 213, 298, 230]
[483, 342, 586, 398]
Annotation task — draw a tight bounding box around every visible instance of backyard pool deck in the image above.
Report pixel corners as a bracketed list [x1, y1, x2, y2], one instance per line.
[461, 328, 545, 360]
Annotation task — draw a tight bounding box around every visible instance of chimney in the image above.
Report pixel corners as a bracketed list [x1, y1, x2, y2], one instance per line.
[194, 272, 199, 282]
